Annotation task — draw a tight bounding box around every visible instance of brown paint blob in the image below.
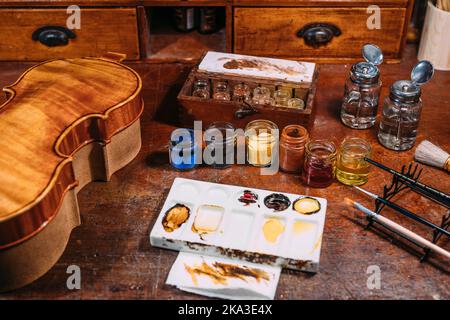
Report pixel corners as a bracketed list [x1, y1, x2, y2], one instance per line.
[184, 261, 270, 286]
[162, 204, 190, 232]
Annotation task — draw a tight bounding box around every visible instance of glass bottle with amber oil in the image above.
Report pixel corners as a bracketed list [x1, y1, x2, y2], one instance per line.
[341, 44, 383, 129]
[301, 140, 336, 188]
[245, 120, 278, 167]
[336, 137, 371, 186]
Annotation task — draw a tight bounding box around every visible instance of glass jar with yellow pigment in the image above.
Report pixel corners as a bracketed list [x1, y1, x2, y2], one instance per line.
[336, 137, 371, 185]
[245, 120, 278, 167]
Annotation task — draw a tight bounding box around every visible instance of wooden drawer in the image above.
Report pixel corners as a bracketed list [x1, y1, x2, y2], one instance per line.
[234, 7, 407, 61]
[0, 8, 140, 61]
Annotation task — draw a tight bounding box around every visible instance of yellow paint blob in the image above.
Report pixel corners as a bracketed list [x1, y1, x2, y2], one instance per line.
[262, 219, 285, 243]
[292, 221, 314, 234]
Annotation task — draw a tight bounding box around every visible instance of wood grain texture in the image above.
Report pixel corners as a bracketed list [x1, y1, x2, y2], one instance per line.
[0, 0, 141, 7]
[234, 7, 406, 60]
[0, 120, 142, 292]
[0, 8, 140, 61]
[0, 0, 408, 7]
[232, 0, 409, 7]
[0, 57, 143, 249]
[0, 45, 448, 299]
[0, 0, 226, 6]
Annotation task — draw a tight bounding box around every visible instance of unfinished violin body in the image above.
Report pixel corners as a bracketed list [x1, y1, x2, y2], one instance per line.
[0, 54, 143, 291]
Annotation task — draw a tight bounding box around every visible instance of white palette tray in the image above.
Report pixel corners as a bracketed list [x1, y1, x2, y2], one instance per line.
[150, 178, 327, 272]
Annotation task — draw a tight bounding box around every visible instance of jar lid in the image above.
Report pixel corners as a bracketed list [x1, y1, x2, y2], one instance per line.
[350, 62, 380, 84]
[281, 125, 309, 147]
[390, 80, 421, 104]
[362, 44, 384, 66]
[205, 121, 236, 144]
[350, 44, 383, 85]
[411, 60, 434, 85]
[170, 128, 197, 148]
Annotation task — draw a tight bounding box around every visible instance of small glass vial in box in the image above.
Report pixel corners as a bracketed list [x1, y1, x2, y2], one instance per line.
[232, 82, 251, 103]
[378, 61, 434, 151]
[212, 80, 231, 101]
[192, 79, 210, 99]
[341, 44, 383, 129]
[252, 85, 271, 105]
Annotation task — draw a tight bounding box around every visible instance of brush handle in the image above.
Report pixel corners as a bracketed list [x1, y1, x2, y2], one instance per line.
[377, 197, 450, 237]
[373, 214, 450, 259]
[364, 158, 450, 206]
[398, 178, 450, 208]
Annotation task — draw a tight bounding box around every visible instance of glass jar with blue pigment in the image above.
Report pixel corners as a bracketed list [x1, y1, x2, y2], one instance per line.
[169, 128, 199, 170]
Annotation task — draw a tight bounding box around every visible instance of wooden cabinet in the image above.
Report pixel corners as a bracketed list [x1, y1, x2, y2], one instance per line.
[0, 0, 413, 63]
[0, 8, 140, 61]
[234, 7, 407, 62]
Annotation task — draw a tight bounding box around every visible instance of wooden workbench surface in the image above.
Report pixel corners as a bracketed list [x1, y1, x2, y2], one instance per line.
[0, 45, 448, 299]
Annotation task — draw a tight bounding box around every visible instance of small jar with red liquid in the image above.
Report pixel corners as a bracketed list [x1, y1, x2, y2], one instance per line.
[279, 125, 309, 173]
[301, 140, 337, 188]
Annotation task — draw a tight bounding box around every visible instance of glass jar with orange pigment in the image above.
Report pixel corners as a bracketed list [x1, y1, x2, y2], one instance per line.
[279, 125, 309, 173]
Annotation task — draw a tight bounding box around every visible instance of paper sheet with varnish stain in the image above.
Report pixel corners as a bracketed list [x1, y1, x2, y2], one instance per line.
[166, 252, 281, 300]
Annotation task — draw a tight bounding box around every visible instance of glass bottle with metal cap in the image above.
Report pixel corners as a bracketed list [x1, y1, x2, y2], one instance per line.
[341, 44, 383, 129]
[378, 61, 434, 151]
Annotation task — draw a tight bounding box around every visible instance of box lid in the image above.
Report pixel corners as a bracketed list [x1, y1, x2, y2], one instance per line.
[198, 51, 316, 84]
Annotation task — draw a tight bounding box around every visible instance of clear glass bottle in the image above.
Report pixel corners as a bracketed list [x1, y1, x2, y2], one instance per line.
[301, 140, 337, 188]
[336, 137, 371, 186]
[378, 61, 434, 151]
[378, 81, 423, 151]
[274, 89, 290, 107]
[212, 80, 231, 100]
[252, 85, 271, 105]
[341, 44, 383, 129]
[204, 122, 236, 168]
[232, 82, 251, 103]
[245, 120, 278, 167]
[192, 78, 210, 99]
[287, 97, 305, 109]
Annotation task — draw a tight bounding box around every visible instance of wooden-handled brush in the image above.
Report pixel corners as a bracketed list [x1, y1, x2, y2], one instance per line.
[344, 198, 450, 259]
[414, 140, 450, 173]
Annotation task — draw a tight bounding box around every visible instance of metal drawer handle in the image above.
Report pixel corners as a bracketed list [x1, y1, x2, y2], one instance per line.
[32, 26, 76, 47]
[297, 23, 341, 48]
[234, 101, 258, 119]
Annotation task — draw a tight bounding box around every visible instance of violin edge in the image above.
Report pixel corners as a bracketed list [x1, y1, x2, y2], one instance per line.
[0, 56, 144, 247]
[0, 118, 142, 291]
[0, 56, 143, 221]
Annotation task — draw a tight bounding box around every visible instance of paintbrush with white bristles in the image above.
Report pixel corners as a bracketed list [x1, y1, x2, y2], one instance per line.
[414, 140, 450, 173]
